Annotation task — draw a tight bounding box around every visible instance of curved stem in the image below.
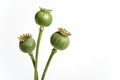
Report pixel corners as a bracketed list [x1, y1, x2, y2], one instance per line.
[29, 52, 35, 67]
[41, 48, 57, 80]
[34, 26, 44, 80]
[28, 52, 38, 80]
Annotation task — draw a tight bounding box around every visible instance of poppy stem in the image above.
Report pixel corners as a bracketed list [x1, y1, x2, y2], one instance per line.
[34, 26, 44, 80]
[41, 48, 57, 80]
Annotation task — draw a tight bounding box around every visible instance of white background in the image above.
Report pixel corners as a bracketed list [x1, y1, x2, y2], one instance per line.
[0, 0, 120, 80]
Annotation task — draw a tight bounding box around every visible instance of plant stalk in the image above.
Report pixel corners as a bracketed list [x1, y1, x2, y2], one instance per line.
[29, 52, 35, 67]
[29, 52, 38, 80]
[34, 26, 44, 80]
[41, 48, 57, 80]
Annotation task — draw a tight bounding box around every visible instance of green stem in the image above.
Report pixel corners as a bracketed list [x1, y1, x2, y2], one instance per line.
[29, 52, 35, 67]
[28, 52, 38, 80]
[34, 26, 44, 80]
[41, 48, 57, 80]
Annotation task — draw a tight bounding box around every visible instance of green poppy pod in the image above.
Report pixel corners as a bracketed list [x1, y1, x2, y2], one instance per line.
[19, 33, 36, 53]
[50, 28, 71, 50]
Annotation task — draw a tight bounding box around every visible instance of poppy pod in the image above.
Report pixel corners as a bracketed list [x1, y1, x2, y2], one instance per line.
[19, 33, 36, 53]
[50, 28, 71, 50]
[35, 7, 52, 27]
